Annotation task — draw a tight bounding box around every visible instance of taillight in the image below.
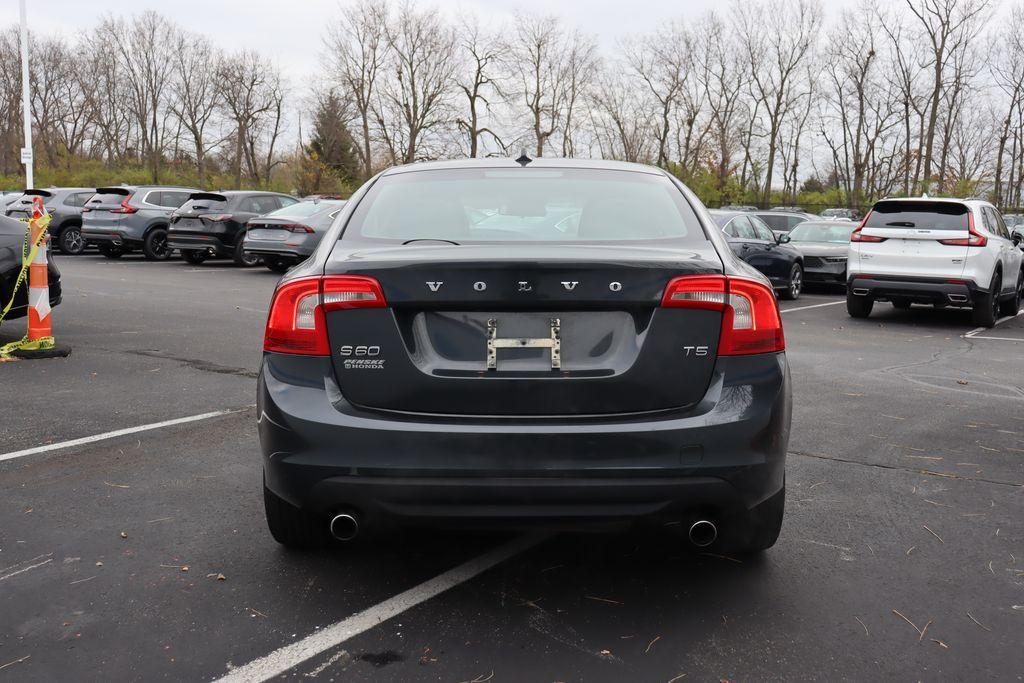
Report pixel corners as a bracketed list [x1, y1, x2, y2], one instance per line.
[202, 214, 232, 223]
[850, 210, 885, 242]
[110, 195, 137, 214]
[662, 274, 785, 355]
[938, 213, 986, 247]
[264, 275, 386, 355]
[284, 224, 314, 233]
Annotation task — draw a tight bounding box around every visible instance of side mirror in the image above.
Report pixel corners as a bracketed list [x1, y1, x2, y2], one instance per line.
[777, 233, 791, 244]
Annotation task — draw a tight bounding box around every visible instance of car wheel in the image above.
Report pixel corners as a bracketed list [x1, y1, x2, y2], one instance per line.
[233, 240, 260, 267]
[142, 227, 170, 261]
[719, 485, 785, 554]
[846, 291, 873, 318]
[99, 243, 124, 259]
[779, 263, 802, 300]
[263, 480, 326, 549]
[58, 226, 85, 255]
[972, 273, 1000, 328]
[264, 257, 291, 274]
[998, 271, 1022, 317]
[181, 250, 208, 265]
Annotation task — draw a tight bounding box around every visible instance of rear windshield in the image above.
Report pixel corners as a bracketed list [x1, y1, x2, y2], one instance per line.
[788, 222, 855, 243]
[867, 201, 968, 230]
[340, 168, 706, 244]
[89, 191, 130, 207]
[265, 201, 341, 219]
[756, 214, 805, 232]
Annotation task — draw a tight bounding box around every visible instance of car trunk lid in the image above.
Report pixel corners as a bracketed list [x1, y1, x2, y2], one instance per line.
[322, 244, 726, 416]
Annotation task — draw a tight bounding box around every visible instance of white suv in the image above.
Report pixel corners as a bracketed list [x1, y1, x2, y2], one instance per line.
[847, 197, 1023, 327]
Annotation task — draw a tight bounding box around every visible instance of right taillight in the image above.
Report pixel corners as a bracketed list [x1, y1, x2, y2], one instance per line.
[264, 275, 386, 355]
[850, 210, 886, 242]
[662, 274, 785, 355]
[938, 212, 986, 247]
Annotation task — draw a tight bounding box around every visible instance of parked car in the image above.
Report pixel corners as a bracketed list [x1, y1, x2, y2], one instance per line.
[81, 185, 199, 260]
[719, 204, 758, 212]
[242, 199, 346, 273]
[820, 207, 860, 221]
[752, 210, 817, 236]
[785, 220, 856, 286]
[259, 157, 790, 554]
[710, 210, 805, 299]
[770, 205, 807, 213]
[167, 191, 299, 266]
[848, 197, 1023, 326]
[5, 188, 94, 255]
[0, 214, 60, 326]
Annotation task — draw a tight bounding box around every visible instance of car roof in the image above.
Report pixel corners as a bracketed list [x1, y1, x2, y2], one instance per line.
[874, 196, 992, 208]
[378, 157, 667, 177]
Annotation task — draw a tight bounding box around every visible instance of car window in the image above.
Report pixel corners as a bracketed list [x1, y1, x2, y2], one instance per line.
[236, 197, 261, 213]
[64, 192, 92, 208]
[865, 201, 969, 230]
[756, 214, 789, 232]
[988, 208, 1009, 238]
[249, 196, 280, 214]
[751, 219, 775, 242]
[731, 216, 757, 240]
[144, 191, 164, 207]
[722, 219, 739, 237]
[278, 196, 298, 208]
[786, 216, 807, 229]
[341, 168, 707, 245]
[159, 191, 191, 209]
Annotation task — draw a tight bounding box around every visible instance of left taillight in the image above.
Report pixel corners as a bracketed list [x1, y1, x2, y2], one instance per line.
[110, 195, 138, 214]
[264, 275, 386, 355]
[662, 274, 785, 355]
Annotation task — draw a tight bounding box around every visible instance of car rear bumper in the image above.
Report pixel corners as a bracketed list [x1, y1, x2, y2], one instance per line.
[81, 228, 142, 247]
[259, 353, 791, 528]
[847, 274, 981, 305]
[242, 239, 312, 260]
[803, 259, 847, 282]
[167, 233, 231, 255]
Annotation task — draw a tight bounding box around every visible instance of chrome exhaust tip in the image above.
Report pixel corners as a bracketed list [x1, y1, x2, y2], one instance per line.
[948, 293, 969, 303]
[688, 520, 718, 547]
[329, 512, 359, 541]
[852, 288, 869, 296]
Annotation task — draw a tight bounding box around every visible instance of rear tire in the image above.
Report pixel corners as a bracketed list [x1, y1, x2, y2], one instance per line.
[779, 263, 802, 300]
[99, 243, 124, 259]
[57, 226, 85, 255]
[972, 273, 1000, 328]
[142, 227, 169, 261]
[233, 240, 260, 267]
[181, 250, 207, 265]
[846, 291, 873, 318]
[264, 257, 291, 274]
[998, 271, 1022, 317]
[263, 482, 326, 549]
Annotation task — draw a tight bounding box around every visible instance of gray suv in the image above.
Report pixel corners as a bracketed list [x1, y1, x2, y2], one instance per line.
[5, 188, 95, 255]
[81, 185, 198, 260]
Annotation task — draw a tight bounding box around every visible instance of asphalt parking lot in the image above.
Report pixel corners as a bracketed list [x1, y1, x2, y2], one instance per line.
[2, 255, 1023, 681]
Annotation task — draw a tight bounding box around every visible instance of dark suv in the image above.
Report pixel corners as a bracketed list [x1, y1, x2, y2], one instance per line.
[167, 191, 299, 266]
[5, 188, 95, 255]
[81, 186, 199, 260]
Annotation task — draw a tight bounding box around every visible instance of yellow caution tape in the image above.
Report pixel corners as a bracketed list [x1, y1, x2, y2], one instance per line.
[0, 214, 53, 358]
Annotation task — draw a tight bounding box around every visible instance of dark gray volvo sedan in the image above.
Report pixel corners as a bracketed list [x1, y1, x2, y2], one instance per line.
[258, 158, 791, 554]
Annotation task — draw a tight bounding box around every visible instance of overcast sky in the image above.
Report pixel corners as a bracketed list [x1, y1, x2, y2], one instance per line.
[0, 0, 858, 86]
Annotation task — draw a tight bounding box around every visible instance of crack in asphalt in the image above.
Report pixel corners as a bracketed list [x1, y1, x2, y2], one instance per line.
[791, 450, 1023, 488]
[123, 349, 259, 379]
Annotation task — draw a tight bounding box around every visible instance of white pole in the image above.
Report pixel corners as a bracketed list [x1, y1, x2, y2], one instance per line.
[19, 0, 33, 189]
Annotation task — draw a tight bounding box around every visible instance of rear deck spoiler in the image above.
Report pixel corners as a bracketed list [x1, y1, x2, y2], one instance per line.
[23, 189, 54, 198]
[95, 187, 132, 196]
[188, 192, 228, 202]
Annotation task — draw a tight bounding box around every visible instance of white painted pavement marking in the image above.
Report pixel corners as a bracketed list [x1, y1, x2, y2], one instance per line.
[0, 407, 251, 463]
[963, 310, 1024, 340]
[216, 533, 549, 682]
[780, 300, 846, 314]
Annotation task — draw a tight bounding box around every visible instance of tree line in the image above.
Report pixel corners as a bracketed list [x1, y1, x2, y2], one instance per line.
[2, 0, 1024, 209]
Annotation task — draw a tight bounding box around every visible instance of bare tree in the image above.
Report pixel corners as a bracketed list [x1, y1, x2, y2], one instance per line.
[455, 15, 504, 157]
[324, 0, 389, 179]
[170, 32, 223, 186]
[219, 50, 283, 188]
[623, 23, 686, 167]
[508, 13, 565, 157]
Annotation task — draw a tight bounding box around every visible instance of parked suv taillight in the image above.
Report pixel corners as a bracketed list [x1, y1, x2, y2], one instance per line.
[661, 274, 785, 355]
[110, 195, 138, 214]
[850, 211, 886, 242]
[264, 275, 387, 355]
[938, 213, 987, 247]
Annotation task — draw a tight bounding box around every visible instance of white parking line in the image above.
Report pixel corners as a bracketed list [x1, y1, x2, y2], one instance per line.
[216, 533, 548, 682]
[963, 309, 1024, 339]
[781, 300, 846, 314]
[0, 407, 250, 463]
